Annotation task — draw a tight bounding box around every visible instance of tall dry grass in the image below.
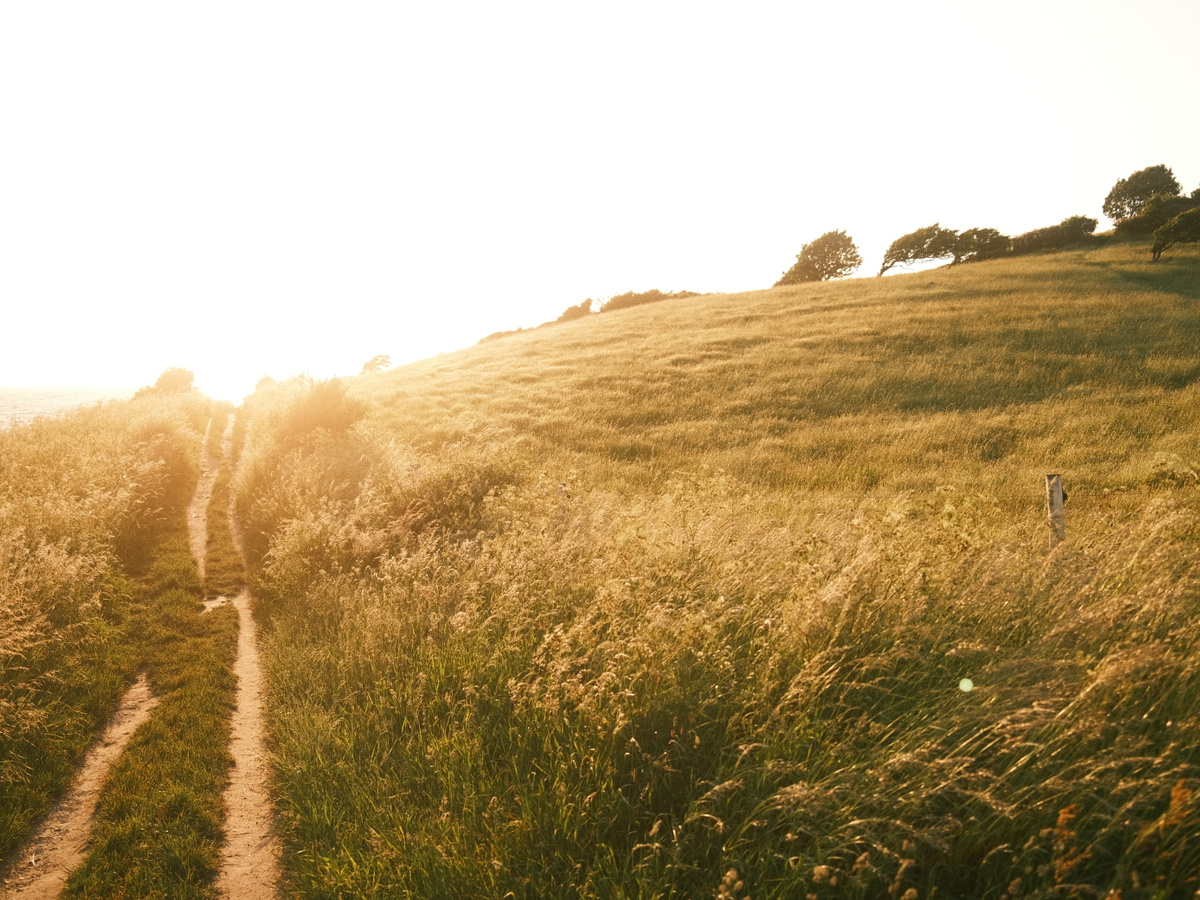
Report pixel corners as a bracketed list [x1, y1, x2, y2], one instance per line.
[238, 241, 1200, 898]
[0, 391, 210, 860]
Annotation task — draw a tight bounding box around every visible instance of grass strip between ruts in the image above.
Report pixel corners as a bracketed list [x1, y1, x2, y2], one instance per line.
[204, 446, 245, 599]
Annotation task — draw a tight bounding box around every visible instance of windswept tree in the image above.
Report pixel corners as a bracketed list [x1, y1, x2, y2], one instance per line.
[878, 224, 958, 276]
[555, 299, 594, 323]
[1103, 164, 1181, 222]
[1151, 206, 1200, 261]
[360, 354, 392, 374]
[951, 228, 1011, 265]
[775, 230, 862, 285]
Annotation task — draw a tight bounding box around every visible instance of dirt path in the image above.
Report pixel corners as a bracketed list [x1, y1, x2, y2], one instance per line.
[0, 676, 160, 899]
[188, 417, 220, 583]
[210, 416, 282, 900]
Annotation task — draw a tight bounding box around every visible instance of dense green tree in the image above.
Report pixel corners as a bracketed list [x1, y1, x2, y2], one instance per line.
[878, 224, 958, 276]
[775, 230, 862, 285]
[1103, 164, 1181, 222]
[951, 227, 1011, 264]
[1115, 192, 1199, 237]
[1151, 206, 1200, 261]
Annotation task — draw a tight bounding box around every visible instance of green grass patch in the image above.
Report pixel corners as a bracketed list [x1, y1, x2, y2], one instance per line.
[205, 402, 234, 460]
[204, 437, 245, 598]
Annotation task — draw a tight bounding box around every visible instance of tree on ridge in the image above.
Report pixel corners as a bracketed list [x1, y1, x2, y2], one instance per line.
[1152, 206, 1200, 261]
[775, 230, 862, 285]
[361, 354, 392, 374]
[1103, 164, 1181, 222]
[951, 228, 1011, 265]
[878, 224, 958, 276]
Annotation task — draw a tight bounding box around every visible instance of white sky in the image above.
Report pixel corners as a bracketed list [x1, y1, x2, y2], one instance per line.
[2, 1, 1198, 402]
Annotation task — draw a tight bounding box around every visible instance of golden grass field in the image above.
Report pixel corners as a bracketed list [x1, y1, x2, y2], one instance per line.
[3, 238, 1197, 898]
[229, 239, 1200, 898]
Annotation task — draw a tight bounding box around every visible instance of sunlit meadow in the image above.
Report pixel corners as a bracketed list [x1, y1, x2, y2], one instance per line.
[234, 240, 1200, 898]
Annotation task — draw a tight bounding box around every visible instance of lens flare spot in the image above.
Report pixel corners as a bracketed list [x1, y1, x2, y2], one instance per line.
[959, 678, 974, 692]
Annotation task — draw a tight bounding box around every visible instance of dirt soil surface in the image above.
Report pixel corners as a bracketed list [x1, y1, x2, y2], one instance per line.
[212, 416, 282, 899]
[214, 586, 281, 899]
[189, 418, 221, 583]
[0, 675, 160, 899]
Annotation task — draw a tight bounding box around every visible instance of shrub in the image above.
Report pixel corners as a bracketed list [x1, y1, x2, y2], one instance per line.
[478, 328, 526, 343]
[276, 379, 365, 447]
[600, 289, 700, 313]
[1010, 215, 1098, 255]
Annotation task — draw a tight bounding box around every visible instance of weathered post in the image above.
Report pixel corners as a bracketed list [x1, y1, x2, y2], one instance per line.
[1046, 474, 1066, 548]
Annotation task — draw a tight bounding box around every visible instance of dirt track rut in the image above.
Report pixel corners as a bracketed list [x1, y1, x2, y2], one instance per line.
[210, 415, 281, 899]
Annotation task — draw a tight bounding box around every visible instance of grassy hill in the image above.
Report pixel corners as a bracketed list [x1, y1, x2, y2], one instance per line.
[362, 241, 1198, 495]
[236, 240, 1200, 898]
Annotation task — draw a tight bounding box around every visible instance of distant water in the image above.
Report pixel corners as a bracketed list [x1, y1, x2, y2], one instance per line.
[0, 386, 136, 429]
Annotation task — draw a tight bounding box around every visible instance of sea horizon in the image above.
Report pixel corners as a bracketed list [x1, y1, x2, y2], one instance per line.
[0, 384, 138, 429]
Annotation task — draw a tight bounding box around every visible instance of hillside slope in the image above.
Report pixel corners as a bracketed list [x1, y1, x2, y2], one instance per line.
[237, 241, 1200, 899]
[363, 241, 1200, 499]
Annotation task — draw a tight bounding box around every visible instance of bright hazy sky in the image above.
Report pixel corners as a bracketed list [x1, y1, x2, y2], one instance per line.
[2, 1, 1198, 402]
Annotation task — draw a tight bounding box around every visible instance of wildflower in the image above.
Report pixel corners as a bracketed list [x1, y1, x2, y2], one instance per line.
[716, 867, 749, 900]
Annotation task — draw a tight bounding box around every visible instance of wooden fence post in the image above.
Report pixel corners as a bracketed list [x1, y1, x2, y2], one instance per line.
[1046, 474, 1065, 548]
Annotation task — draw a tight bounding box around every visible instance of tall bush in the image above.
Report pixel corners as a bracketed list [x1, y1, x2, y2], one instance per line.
[600, 289, 699, 313]
[1010, 215, 1097, 255]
